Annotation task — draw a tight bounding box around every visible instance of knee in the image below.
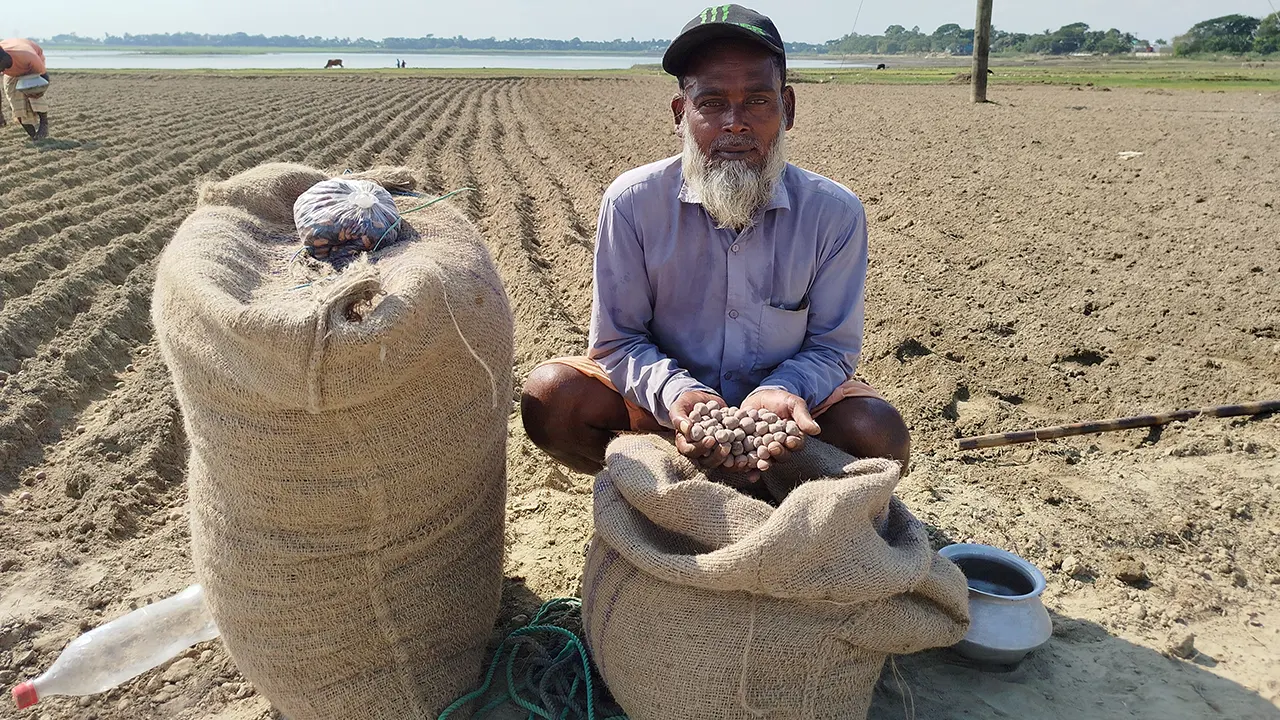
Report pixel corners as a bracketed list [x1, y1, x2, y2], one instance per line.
[520, 363, 580, 447]
[821, 397, 911, 468]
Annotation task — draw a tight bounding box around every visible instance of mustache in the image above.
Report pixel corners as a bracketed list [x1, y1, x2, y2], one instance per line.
[711, 136, 759, 152]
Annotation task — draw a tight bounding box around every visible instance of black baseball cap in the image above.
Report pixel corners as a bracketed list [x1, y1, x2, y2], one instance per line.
[662, 4, 786, 76]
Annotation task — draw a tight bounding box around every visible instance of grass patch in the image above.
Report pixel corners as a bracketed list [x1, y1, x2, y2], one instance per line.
[790, 59, 1280, 91]
[43, 45, 667, 57]
[53, 66, 664, 79]
[48, 57, 1280, 91]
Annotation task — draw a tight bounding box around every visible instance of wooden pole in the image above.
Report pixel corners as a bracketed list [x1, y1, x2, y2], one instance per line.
[971, 0, 994, 103]
[956, 399, 1280, 450]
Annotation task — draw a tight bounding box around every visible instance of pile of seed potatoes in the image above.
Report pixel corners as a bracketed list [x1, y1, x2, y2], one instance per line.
[681, 401, 806, 472]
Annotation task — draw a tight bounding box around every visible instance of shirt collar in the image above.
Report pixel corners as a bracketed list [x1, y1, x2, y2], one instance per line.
[678, 163, 792, 215]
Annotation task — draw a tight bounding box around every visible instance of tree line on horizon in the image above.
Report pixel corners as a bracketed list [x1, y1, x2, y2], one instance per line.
[831, 23, 1144, 55]
[38, 13, 1280, 57]
[826, 14, 1279, 56]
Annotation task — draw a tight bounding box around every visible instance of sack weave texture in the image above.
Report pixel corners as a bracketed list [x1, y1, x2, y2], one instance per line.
[583, 435, 971, 720]
[152, 162, 514, 720]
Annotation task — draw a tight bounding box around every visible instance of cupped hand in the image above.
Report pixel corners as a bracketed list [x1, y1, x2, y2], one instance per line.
[740, 388, 820, 464]
[669, 390, 731, 470]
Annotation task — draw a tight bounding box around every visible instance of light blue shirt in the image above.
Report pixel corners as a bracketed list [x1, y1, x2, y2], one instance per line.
[588, 155, 868, 428]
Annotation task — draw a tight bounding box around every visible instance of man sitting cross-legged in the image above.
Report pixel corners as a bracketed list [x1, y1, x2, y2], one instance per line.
[522, 5, 909, 488]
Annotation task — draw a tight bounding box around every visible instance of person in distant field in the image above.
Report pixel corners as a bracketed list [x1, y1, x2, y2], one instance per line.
[520, 4, 909, 488]
[0, 37, 51, 140]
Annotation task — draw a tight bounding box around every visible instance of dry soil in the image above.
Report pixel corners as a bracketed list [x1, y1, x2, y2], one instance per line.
[0, 73, 1277, 719]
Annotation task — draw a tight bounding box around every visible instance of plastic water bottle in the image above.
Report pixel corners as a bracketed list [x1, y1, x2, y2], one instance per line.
[11, 584, 219, 710]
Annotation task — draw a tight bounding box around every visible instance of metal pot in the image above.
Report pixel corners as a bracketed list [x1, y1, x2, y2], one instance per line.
[938, 543, 1053, 665]
[15, 74, 49, 96]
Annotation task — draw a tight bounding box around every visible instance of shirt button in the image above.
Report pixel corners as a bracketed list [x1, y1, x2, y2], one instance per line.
[728, 310, 739, 319]
[724, 371, 735, 381]
[731, 244, 741, 253]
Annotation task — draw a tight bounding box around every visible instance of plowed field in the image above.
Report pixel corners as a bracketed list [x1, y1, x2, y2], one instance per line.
[1, 73, 1277, 719]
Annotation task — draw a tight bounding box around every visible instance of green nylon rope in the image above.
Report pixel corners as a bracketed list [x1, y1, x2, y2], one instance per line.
[437, 598, 627, 720]
[289, 185, 476, 290]
[371, 186, 475, 252]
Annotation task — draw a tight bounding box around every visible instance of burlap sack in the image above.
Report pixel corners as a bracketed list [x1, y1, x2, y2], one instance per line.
[152, 163, 514, 720]
[583, 435, 971, 720]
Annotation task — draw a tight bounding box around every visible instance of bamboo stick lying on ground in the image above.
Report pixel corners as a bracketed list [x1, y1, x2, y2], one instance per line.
[956, 400, 1280, 450]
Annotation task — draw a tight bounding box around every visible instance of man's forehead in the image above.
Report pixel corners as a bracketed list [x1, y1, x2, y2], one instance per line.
[683, 45, 780, 90]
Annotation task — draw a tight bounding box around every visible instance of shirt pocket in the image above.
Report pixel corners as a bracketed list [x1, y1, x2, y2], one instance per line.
[754, 304, 808, 373]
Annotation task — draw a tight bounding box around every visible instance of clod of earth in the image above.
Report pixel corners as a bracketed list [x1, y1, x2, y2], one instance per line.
[1166, 633, 1197, 659]
[1061, 555, 1086, 577]
[1111, 557, 1150, 587]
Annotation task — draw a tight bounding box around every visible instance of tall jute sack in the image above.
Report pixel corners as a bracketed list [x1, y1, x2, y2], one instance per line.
[152, 163, 514, 720]
[583, 435, 971, 720]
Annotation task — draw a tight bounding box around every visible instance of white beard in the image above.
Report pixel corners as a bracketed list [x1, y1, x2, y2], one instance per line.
[680, 117, 788, 231]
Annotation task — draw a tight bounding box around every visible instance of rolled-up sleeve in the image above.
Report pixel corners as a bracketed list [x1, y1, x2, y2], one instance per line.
[755, 202, 867, 409]
[588, 189, 714, 427]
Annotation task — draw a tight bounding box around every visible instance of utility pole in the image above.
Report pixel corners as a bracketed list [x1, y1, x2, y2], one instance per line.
[971, 0, 994, 103]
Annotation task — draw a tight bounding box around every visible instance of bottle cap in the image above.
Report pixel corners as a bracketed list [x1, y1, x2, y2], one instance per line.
[12, 681, 38, 709]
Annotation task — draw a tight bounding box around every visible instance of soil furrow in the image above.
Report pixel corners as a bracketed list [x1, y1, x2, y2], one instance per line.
[435, 82, 487, 218]
[0, 85, 411, 474]
[0, 92, 296, 200]
[294, 82, 427, 170]
[371, 80, 460, 168]
[458, 81, 585, 374]
[515, 81, 609, 239]
[495, 82, 596, 325]
[342, 80, 452, 170]
[0, 257, 161, 479]
[2, 76, 1277, 720]
[0, 98, 350, 309]
[413, 82, 484, 195]
[0, 97, 323, 258]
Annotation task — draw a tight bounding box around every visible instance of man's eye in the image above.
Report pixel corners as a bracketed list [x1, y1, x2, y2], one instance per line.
[701, 101, 724, 108]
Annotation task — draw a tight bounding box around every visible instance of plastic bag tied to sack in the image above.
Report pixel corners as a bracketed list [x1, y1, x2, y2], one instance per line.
[293, 178, 402, 261]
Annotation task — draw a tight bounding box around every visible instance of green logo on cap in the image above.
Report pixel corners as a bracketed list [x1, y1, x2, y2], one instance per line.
[698, 5, 769, 37]
[700, 5, 732, 24]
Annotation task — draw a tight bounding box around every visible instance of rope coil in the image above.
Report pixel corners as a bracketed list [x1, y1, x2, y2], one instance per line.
[438, 598, 627, 720]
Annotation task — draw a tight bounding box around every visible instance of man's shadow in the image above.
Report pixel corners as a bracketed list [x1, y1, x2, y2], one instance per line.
[869, 610, 1280, 719]
[32, 138, 99, 152]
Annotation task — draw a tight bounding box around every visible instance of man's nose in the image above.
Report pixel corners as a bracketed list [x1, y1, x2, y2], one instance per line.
[723, 105, 751, 133]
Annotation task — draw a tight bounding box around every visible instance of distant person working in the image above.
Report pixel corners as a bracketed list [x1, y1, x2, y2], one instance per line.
[0, 37, 51, 140]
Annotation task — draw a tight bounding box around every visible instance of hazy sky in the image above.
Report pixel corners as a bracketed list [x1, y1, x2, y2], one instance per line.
[8, 0, 1278, 46]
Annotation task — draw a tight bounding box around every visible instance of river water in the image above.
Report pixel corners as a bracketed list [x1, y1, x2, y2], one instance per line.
[45, 49, 864, 71]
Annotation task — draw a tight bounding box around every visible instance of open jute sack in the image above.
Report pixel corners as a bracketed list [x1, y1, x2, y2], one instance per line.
[583, 435, 971, 720]
[151, 163, 514, 720]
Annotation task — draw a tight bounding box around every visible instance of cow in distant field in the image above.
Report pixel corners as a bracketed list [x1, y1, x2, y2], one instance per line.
[325, 59, 344, 69]
[876, 63, 887, 70]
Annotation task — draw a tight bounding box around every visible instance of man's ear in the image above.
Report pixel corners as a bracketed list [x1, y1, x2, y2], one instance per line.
[782, 85, 797, 131]
[671, 93, 686, 131]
